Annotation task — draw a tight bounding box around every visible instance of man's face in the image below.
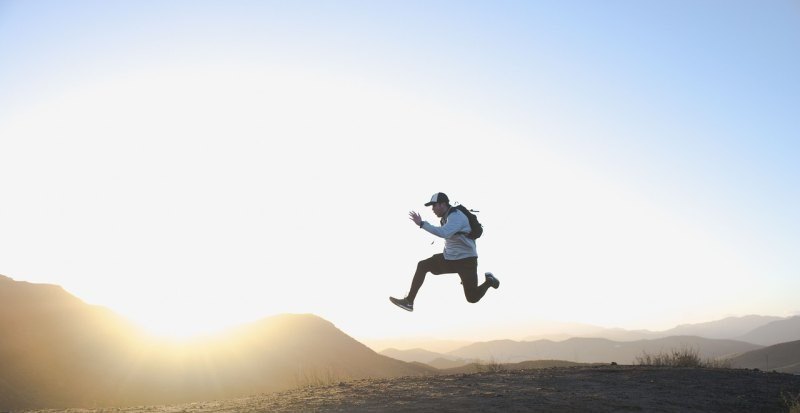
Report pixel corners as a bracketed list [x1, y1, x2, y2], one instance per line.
[432, 202, 448, 218]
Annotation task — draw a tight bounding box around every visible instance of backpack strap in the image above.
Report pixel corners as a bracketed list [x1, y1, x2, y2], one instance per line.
[439, 206, 456, 225]
[442, 205, 469, 236]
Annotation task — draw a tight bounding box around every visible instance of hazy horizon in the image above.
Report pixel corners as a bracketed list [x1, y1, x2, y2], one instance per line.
[2, 1, 798, 341]
[3, 272, 797, 348]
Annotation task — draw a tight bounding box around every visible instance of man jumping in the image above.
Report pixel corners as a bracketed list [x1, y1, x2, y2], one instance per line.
[390, 192, 499, 312]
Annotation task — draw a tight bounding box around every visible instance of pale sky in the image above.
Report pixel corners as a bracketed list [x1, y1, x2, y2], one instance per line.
[1, 1, 798, 342]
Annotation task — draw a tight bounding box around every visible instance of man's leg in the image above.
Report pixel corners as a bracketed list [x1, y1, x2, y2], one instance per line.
[458, 257, 491, 303]
[407, 253, 447, 303]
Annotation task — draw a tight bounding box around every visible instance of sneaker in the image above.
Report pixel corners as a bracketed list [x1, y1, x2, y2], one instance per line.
[485, 272, 500, 289]
[390, 296, 414, 312]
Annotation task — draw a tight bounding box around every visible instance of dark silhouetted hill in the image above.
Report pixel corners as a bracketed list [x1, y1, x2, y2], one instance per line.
[0, 275, 433, 410]
[729, 339, 800, 373]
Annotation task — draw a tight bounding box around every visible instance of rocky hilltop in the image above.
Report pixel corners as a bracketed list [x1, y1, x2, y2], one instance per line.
[21, 366, 800, 413]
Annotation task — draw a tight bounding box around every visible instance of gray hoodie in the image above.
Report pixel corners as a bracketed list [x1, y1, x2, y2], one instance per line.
[420, 207, 478, 260]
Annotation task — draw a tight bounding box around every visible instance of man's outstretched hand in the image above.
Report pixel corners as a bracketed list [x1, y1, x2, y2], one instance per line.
[409, 211, 422, 226]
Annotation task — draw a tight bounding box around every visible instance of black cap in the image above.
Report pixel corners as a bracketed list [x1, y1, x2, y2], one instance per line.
[424, 192, 450, 206]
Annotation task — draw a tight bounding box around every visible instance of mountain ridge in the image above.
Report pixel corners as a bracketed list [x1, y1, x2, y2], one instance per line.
[729, 339, 800, 373]
[447, 335, 761, 364]
[3, 274, 798, 410]
[0, 275, 433, 410]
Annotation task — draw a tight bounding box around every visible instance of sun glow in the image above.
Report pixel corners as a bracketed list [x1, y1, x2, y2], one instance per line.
[1, 53, 788, 341]
[2, 62, 496, 339]
[5, 53, 761, 340]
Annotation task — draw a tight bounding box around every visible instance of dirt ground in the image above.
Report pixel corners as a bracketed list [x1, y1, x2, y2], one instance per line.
[23, 366, 800, 413]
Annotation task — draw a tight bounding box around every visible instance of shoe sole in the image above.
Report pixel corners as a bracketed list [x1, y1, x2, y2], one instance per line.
[390, 297, 413, 312]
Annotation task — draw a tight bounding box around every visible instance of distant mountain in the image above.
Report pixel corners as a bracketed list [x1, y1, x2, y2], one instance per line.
[663, 315, 783, 340]
[380, 318, 779, 367]
[380, 347, 469, 364]
[524, 329, 659, 342]
[520, 315, 784, 343]
[447, 336, 761, 364]
[0, 275, 433, 410]
[380, 347, 474, 369]
[522, 322, 659, 342]
[375, 316, 792, 359]
[363, 338, 473, 353]
[736, 316, 800, 346]
[729, 340, 800, 373]
[427, 357, 472, 369]
[439, 359, 588, 375]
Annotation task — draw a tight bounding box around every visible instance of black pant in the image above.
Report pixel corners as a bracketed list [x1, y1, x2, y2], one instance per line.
[407, 253, 490, 304]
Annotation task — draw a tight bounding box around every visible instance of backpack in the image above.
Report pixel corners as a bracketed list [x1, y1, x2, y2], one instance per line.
[447, 204, 484, 239]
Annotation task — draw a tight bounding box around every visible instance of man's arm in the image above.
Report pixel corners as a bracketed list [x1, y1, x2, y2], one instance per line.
[421, 210, 468, 239]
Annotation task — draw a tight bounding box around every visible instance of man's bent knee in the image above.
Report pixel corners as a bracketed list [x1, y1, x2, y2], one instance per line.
[465, 292, 481, 303]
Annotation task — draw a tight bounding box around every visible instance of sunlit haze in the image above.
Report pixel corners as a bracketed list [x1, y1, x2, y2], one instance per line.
[1, 1, 798, 341]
